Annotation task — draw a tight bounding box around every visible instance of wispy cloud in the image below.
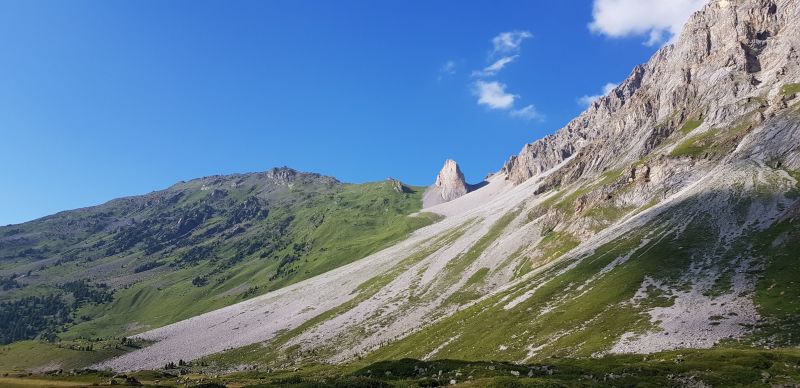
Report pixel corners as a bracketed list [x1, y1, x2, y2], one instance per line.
[577, 82, 619, 107]
[438, 60, 457, 81]
[491, 30, 532, 57]
[589, 0, 708, 46]
[472, 55, 518, 77]
[467, 30, 542, 120]
[510, 104, 543, 120]
[474, 81, 517, 110]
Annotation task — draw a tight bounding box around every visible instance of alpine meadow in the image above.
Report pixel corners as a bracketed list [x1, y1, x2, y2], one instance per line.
[1, 0, 800, 386]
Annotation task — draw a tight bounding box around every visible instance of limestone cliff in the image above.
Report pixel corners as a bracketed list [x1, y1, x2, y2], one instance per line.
[422, 159, 471, 207]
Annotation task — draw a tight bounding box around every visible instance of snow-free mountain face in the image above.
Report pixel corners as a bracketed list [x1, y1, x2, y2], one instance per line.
[1, 0, 799, 383]
[80, 0, 800, 373]
[422, 159, 471, 208]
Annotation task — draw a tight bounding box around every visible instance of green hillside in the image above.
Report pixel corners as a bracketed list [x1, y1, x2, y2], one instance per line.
[0, 168, 438, 348]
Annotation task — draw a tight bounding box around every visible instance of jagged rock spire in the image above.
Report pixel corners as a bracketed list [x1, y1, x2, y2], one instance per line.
[423, 159, 470, 208]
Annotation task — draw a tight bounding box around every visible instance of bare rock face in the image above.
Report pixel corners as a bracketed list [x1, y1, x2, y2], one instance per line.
[386, 178, 409, 193]
[500, 0, 800, 184]
[423, 159, 470, 208]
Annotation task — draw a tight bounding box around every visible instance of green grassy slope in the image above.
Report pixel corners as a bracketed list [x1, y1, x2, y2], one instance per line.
[358, 199, 800, 364]
[4, 347, 798, 386]
[0, 168, 439, 354]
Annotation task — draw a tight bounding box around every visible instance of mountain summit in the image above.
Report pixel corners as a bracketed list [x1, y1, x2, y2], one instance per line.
[422, 159, 471, 207]
[501, 0, 798, 186]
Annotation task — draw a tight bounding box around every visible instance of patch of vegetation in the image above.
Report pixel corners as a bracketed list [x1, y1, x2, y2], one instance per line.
[780, 83, 800, 96]
[0, 280, 113, 344]
[584, 205, 634, 224]
[549, 169, 624, 214]
[786, 169, 800, 199]
[639, 284, 676, 308]
[57, 280, 113, 308]
[0, 295, 70, 344]
[14, 178, 438, 341]
[679, 117, 704, 134]
[533, 231, 578, 265]
[748, 218, 800, 346]
[637, 197, 661, 213]
[0, 338, 147, 373]
[704, 270, 733, 299]
[133, 260, 164, 273]
[363, 213, 717, 363]
[597, 168, 624, 186]
[7, 348, 800, 387]
[670, 116, 754, 158]
[0, 276, 22, 291]
[670, 128, 720, 157]
[352, 349, 800, 387]
[465, 267, 490, 287]
[510, 230, 580, 281]
[199, 220, 475, 369]
[442, 210, 519, 285]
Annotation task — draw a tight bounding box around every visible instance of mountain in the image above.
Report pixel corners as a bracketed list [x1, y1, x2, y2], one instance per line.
[0, 167, 437, 361]
[422, 159, 473, 207]
[83, 0, 800, 373]
[2, 0, 800, 384]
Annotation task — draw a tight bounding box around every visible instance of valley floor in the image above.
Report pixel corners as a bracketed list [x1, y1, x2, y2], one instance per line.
[1, 347, 799, 387]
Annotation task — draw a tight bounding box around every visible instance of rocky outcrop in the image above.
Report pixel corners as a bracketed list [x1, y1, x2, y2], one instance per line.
[264, 166, 340, 186]
[386, 178, 409, 193]
[423, 159, 471, 208]
[501, 0, 800, 184]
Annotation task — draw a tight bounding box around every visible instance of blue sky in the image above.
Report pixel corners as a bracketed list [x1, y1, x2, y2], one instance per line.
[0, 0, 706, 225]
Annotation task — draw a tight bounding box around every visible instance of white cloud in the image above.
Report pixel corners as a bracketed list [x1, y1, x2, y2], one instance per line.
[474, 80, 517, 110]
[577, 82, 619, 106]
[589, 0, 708, 46]
[472, 55, 518, 77]
[467, 31, 543, 120]
[491, 31, 532, 56]
[577, 94, 601, 107]
[438, 60, 456, 80]
[510, 104, 543, 120]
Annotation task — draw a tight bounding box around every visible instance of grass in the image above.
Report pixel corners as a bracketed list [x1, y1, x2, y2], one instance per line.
[69, 182, 438, 339]
[441, 210, 519, 286]
[670, 114, 756, 158]
[4, 176, 800, 384]
[536, 232, 579, 263]
[6, 348, 799, 387]
[360, 212, 718, 363]
[0, 338, 145, 373]
[678, 117, 703, 134]
[197, 219, 475, 369]
[464, 267, 489, 287]
[780, 83, 800, 96]
[353, 349, 800, 387]
[549, 169, 623, 214]
[512, 231, 579, 280]
[785, 169, 800, 199]
[584, 205, 634, 223]
[670, 127, 720, 157]
[1, 177, 441, 369]
[704, 270, 733, 298]
[748, 218, 800, 345]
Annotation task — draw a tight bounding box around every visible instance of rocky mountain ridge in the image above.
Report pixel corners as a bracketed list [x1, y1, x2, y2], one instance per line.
[501, 0, 800, 187]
